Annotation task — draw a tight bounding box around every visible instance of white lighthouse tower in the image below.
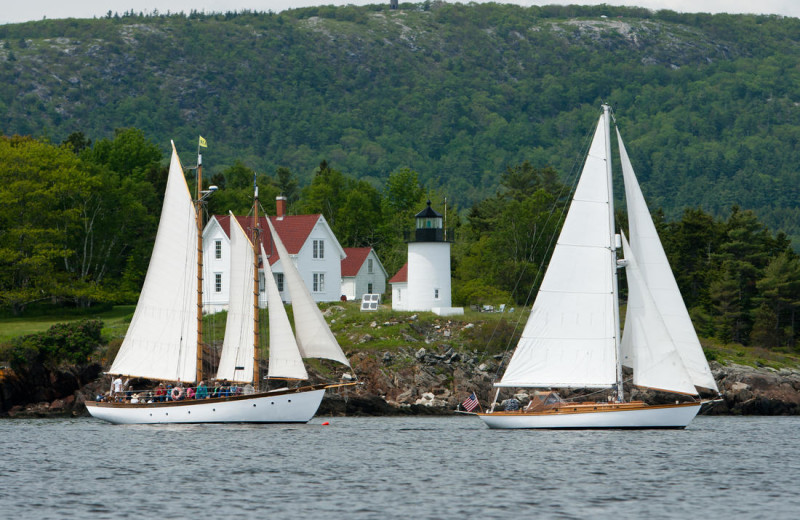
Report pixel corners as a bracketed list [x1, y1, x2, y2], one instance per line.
[390, 201, 463, 316]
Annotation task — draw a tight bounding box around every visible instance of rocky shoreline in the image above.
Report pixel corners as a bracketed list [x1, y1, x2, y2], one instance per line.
[3, 348, 799, 418]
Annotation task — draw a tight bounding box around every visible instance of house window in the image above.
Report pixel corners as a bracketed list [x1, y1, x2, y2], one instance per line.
[397, 289, 402, 301]
[274, 273, 284, 292]
[215, 273, 222, 293]
[313, 239, 324, 259]
[368, 258, 373, 274]
[313, 273, 325, 292]
[215, 240, 221, 259]
[259, 272, 265, 293]
[434, 288, 440, 299]
[368, 283, 373, 294]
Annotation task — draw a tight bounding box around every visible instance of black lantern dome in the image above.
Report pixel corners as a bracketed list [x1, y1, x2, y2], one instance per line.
[413, 200, 444, 242]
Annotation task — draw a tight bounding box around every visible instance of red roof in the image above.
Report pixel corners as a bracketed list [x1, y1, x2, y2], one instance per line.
[341, 247, 372, 277]
[213, 214, 321, 265]
[389, 262, 408, 283]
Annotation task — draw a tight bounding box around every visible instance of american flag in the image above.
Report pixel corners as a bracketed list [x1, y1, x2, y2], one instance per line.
[462, 392, 479, 412]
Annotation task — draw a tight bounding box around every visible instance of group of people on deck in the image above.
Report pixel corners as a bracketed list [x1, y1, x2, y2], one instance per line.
[100, 377, 255, 403]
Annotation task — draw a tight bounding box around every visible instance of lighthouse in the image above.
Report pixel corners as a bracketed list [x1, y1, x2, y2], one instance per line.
[390, 201, 463, 316]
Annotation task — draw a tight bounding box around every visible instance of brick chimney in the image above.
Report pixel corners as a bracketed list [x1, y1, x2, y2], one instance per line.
[276, 195, 287, 219]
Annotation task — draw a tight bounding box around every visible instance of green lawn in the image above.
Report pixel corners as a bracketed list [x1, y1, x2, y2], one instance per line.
[0, 305, 135, 343]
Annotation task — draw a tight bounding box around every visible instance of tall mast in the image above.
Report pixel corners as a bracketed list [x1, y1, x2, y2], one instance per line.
[603, 104, 624, 403]
[252, 176, 260, 387]
[195, 144, 204, 384]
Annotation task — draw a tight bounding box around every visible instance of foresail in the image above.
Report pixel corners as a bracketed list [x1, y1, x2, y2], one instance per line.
[621, 234, 697, 395]
[261, 244, 309, 380]
[617, 130, 718, 392]
[498, 115, 617, 388]
[216, 213, 255, 383]
[109, 143, 198, 382]
[266, 219, 351, 367]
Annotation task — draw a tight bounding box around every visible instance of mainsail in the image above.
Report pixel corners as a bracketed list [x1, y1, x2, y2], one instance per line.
[266, 218, 351, 367]
[216, 213, 255, 383]
[109, 143, 198, 382]
[617, 131, 719, 393]
[498, 115, 617, 388]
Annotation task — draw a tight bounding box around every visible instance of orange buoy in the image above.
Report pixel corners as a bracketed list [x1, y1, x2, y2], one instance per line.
[321, 421, 330, 426]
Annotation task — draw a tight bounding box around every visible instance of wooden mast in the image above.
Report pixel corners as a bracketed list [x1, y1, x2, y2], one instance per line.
[195, 142, 204, 385]
[252, 177, 261, 388]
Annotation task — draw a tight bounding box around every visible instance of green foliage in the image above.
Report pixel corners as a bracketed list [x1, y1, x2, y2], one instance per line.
[0, 136, 94, 313]
[454, 162, 567, 305]
[5, 319, 104, 370]
[3, 5, 800, 247]
[3, 4, 800, 353]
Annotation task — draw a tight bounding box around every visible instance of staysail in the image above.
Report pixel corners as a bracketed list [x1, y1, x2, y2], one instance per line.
[109, 143, 198, 382]
[266, 218, 351, 367]
[216, 213, 255, 383]
[620, 233, 697, 395]
[497, 115, 617, 388]
[261, 243, 309, 380]
[617, 131, 719, 392]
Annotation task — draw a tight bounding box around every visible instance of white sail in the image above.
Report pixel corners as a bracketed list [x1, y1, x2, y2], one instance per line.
[498, 115, 617, 388]
[266, 218, 351, 367]
[617, 131, 719, 392]
[109, 143, 198, 382]
[216, 213, 255, 383]
[261, 244, 309, 380]
[620, 234, 697, 395]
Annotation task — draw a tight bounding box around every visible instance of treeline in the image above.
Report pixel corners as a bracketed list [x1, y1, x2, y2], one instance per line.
[2, 4, 800, 246]
[2, 131, 798, 350]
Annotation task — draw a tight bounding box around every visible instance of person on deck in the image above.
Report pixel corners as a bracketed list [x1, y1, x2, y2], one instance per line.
[185, 385, 195, 400]
[111, 377, 123, 400]
[195, 381, 208, 400]
[154, 383, 166, 402]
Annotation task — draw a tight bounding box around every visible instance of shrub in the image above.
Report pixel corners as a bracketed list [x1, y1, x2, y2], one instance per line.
[8, 319, 104, 370]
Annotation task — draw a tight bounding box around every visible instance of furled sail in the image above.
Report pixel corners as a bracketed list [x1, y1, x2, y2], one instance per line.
[109, 143, 198, 382]
[498, 115, 617, 388]
[266, 218, 351, 367]
[617, 130, 719, 392]
[261, 243, 309, 380]
[216, 213, 255, 383]
[620, 234, 697, 395]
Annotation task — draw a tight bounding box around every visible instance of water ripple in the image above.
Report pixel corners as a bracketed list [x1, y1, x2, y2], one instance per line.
[1, 416, 798, 518]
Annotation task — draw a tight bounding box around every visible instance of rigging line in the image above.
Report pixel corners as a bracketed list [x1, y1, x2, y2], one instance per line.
[487, 120, 600, 384]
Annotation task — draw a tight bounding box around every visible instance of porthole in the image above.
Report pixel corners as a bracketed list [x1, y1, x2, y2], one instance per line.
[288, 400, 291, 403]
[253, 404, 256, 407]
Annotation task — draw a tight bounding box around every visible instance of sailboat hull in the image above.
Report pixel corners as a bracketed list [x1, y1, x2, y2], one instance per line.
[477, 402, 701, 429]
[85, 387, 326, 425]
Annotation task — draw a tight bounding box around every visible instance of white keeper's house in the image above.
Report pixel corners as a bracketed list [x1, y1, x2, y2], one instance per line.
[202, 196, 346, 312]
[340, 247, 388, 301]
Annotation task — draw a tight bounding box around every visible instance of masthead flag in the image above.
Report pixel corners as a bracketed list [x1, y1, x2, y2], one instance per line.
[198, 136, 208, 148]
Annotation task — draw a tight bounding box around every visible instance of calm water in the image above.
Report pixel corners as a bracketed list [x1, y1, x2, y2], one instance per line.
[1, 416, 798, 519]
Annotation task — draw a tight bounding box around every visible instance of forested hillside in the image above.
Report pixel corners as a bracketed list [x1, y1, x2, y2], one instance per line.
[2, 3, 800, 245]
[2, 3, 800, 351]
